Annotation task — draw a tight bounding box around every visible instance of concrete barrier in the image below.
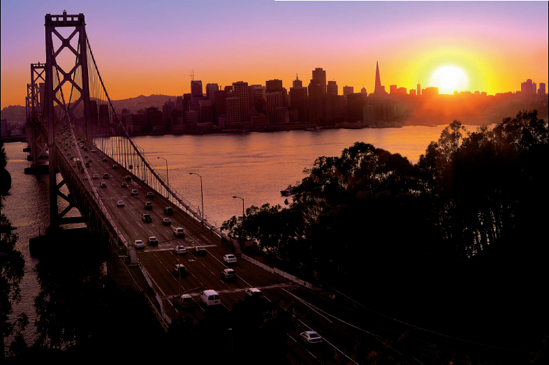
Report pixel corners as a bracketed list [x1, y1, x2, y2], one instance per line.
[241, 254, 321, 291]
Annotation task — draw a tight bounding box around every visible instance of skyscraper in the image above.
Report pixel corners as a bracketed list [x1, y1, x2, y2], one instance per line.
[232, 81, 250, 122]
[374, 62, 386, 95]
[206, 83, 219, 104]
[539, 83, 546, 95]
[191, 80, 203, 100]
[293, 74, 302, 88]
[308, 79, 323, 123]
[312, 68, 327, 94]
[416, 81, 421, 96]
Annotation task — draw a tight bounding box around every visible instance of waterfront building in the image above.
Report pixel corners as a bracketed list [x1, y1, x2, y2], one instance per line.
[290, 85, 308, 122]
[308, 79, 323, 124]
[232, 81, 250, 122]
[312, 68, 327, 94]
[206, 83, 219, 105]
[343, 86, 354, 96]
[266, 91, 283, 124]
[226, 97, 241, 126]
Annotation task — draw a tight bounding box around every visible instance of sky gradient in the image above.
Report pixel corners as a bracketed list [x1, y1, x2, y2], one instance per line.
[1, 0, 547, 109]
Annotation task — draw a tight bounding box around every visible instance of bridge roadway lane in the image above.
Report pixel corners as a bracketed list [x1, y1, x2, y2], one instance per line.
[66, 137, 365, 363]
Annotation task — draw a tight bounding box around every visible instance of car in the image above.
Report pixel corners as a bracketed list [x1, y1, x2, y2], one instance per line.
[172, 263, 187, 276]
[92, 174, 98, 179]
[88, 158, 92, 163]
[300, 331, 322, 344]
[146, 192, 154, 198]
[221, 268, 236, 281]
[223, 254, 237, 264]
[177, 294, 194, 308]
[125, 175, 131, 181]
[117, 200, 124, 207]
[194, 246, 206, 255]
[103, 158, 108, 162]
[85, 162, 90, 168]
[142, 214, 152, 223]
[100, 182, 107, 188]
[91, 148, 96, 153]
[103, 173, 109, 179]
[112, 164, 118, 169]
[162, 217, 172, 226]
[121, 182, 128, 188]
[244, 288, 263, 299]
[131, 189, 138, 196]
[144, 202, 153, 210]
[173, 227, 185, 237]
[83, 155, 88, 159]
[200, 290, 221, 307]
[174, 244, 186, 255]
[134, 239, 144, 249]
[83, 147, 88, 151]
[164, 206, 173, 215]
[148, 236, 159, 245]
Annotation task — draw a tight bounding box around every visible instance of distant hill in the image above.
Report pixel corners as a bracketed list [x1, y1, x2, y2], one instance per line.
[1, 105, 26, 123]
[110, 94, 178, 113]
[0, 94, 178, 122]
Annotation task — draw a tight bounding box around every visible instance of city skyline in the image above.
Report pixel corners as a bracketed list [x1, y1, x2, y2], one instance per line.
[1, 0, 548, 109]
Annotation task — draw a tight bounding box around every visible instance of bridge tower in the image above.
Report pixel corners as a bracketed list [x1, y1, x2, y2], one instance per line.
[26, 62, 48, 167]
[44, 11, 92, 230]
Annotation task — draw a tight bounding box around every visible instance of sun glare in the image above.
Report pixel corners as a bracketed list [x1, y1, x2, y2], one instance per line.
[430, 66, 468, 94]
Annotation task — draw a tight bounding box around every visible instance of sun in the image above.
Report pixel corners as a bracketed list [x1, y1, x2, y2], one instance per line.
[430, 66, 468, 94]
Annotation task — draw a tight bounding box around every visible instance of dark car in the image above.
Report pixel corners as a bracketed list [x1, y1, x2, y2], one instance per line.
[172, 264, 187, 276]
[125, 175, 131, 181]
[112, 164, 118, 169]
[144, 202, 153, 210]
[194, 246, 206, 256]
[146, 192, 154, 198]
[142, 214, 152, 223]
[164, 206, 173, 215]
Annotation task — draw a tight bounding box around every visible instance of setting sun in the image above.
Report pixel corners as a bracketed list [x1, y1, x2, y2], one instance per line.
[430, 66, 469, 94]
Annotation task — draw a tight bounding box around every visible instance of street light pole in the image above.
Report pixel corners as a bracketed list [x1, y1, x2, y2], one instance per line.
[233, 195, 245, 217]
[190, 172, 204, 219]
[157, 156, 169, 186]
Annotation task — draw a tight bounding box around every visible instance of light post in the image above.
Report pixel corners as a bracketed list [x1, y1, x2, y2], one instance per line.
[189, 172, 204, 219]
[157, 156, 169, 186]
[233, 195, 245, 217]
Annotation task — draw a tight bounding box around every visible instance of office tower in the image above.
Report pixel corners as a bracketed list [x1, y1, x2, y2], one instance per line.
[308, 79, 323, 123]
[232, 81, 250, 122]
[250, 85, 265, 113]
[361, 87, 367, 97]
[347, 93, 366, 123]
[521, 79, 534, 95]
[343, 86, 354, 96]
[417, 81, 421, 96]
[539, 83, 546, 95]
[266, 91, 283, 124]
[226, 97, 241, 126]
[266, 79, 283, 93]
[162, 99, 175, 131]
[374, 62, 386, 95]
[410, 89, 417, 96]
[423, 87, 439, 98]
[312, 68, 327, 94]
[327, 81, 338, 96]
[224, 85, 233, 93]
[248, 84, 262, 107]
[214, 90, 228, 123]
[175, 96, 183, 111]
[390, 85, 397, 94]
[293, 74, 302, 88]
[191, 80, 203, 99]
[206, 83, 219, 104]
[290, 85, 308, 122]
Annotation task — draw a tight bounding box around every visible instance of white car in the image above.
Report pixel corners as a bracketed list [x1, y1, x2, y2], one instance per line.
[134, 240, 144, 249]
[173, 227, 185, 237]
[92, 173, 98, 179]
[117, 200, 124, 207]
[148, 236, 159, 245]
[223, 254, 237, 264]
[300, 331, 322, 344]
[174, 245, 186, 255]
[244, 288, 263, 299]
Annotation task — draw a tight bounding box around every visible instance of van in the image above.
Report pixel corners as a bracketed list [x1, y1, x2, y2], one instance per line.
[200, 289, 221, 307]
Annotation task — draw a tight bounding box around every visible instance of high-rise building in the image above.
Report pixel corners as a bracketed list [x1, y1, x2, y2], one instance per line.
[539, 83, 546, 95]
[374, 62, 386, 95]
[289, 86, 307, 122]
[266, 79, 283, 93]
[191, 80, 203, 99]
[232, 81, 250, 122]
[214, 90, 228, 123]
[361, 87, 367, 97]
[206, 83, 219, 104]
[266, 91, 283, 124]
[347, 93, 365, 123]
[162, 99, 175, 131]
[293, 74, 302, 88]
[312, 68, 327, 94]
[226, 97, 241, 126]
[343, 86, 354, 96]
[390, 85, 397, 94]
[417, 81, 421, 96]
[327, 81, 338, 96]
[308, 79, 323, 124]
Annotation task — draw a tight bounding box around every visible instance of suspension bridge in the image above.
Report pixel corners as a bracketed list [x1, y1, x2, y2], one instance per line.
[19, 11, 534, 364]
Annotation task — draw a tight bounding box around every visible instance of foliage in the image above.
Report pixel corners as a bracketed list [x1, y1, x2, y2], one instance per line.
[222, 110, 549, 345]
